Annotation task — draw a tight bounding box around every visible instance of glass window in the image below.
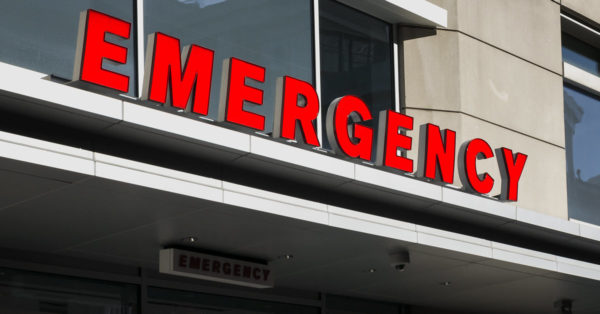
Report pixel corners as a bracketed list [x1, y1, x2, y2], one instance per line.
[147, 286, 320, 314]
[562, 26, 600, 225]
[319, 0, 394, 151]
[0, 0, 135, 94]
[564, 84, 600, 225]
[562, 33, 600, 77]
[325, 294, 401, 314]
[0, 267, 138, 313]
[143, 0, 313, 134]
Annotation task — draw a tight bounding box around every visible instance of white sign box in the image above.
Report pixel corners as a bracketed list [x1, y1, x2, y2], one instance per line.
[159, 248, 274, 288]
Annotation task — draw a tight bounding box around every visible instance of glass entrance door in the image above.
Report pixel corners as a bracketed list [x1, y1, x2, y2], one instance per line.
[147, 303, 276, 314]
[146, 287, 319, 314]
[0, 268, 138, 314]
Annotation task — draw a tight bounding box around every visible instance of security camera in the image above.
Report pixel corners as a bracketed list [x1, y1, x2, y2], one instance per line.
[394, 264, 407, 271]
[554, 299, 572, 314]
[389, 251, 410, 272]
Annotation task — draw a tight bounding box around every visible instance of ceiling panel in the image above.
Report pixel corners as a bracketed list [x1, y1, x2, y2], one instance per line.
[0, 177, 219, 252]
[1, 158, 600, 313]
[0, 168, 70, 209]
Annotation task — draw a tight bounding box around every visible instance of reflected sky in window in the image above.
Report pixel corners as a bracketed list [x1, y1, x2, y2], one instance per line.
[565, 85, 600, 181]
[564, 84, 600, 225]
[562, 33, 600, 77]
[0, 0, 135, 94]
[144, 0, 313, 133]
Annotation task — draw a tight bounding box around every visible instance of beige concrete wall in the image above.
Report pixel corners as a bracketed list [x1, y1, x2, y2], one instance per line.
[400, 1, 567, 217]
[430, 0, 562, 73]
[405, 109, 568, 218]
[402, 29, 564, 146]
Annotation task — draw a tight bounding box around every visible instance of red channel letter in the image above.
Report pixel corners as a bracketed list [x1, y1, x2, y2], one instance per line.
[462, 138, 494, 194]
[376, 110, 413, 172]
[422, 123, 456, 184]
[73, 9, 131, 92]
[497, 147, 528, 201]
[219, 58, 266, 131]
[273, 76, 320, 146]
[326, 96, 373, 160]
[142, 32, 214, 115]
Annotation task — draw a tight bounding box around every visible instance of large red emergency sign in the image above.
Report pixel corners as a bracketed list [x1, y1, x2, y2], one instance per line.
[72, 9, 527, 202]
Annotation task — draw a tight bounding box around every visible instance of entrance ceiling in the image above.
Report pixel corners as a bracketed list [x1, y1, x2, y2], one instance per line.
[0, 156, 599, 314]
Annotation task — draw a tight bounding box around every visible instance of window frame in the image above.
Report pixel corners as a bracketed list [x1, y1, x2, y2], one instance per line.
[562, 14, 600, 96]
[313, 0, 399, 146]
[561, 13, 600, 227]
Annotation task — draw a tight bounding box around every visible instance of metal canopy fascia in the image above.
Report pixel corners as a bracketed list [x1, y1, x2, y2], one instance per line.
[0, 129, 599, 290]
[1, 155, 600, 312]
[0, 62, 598, 269]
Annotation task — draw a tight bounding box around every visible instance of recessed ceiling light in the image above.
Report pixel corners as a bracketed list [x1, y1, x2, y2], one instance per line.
[440, 281, 451, 286]
[279, 254, 294, 260]
[368, 268, 376, 273]
[182, 236, 198, 243]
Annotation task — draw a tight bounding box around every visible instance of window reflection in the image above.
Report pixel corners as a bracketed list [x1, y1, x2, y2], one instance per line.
[326, 295, 401, 314]
[0, 268, 138, 314]
[564, 84, 600, 225]
[147, 286, 319, 314]
[0, 0, 136, 95]
[144, 0, 313, 133]
[319, 0, 394, 151]
[562, 33, 600, 77]
[176, 0, 227, 8]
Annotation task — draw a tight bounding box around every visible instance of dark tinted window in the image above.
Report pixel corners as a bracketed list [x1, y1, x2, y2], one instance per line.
[326, 294, 400, 314]
[0, 0, 135, 94]
[319, 0, 394, 151]
[147, 286, 319, 314]
[0, 268, 138, 313]
[563, 33, 600, 76]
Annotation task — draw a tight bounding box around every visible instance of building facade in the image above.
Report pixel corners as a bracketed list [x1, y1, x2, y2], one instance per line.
[0, 0, 599, 313]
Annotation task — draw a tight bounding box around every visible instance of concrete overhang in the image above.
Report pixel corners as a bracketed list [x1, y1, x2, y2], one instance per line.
[1, 60, 600, 311]
[0, 61, 595, 255]
[0, 62, 600, 277]
[336, 0, 447, 27]
[0, 131, 599, 313]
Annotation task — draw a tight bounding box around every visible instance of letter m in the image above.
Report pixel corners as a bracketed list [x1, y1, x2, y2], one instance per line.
[142, 32, 214, 115]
